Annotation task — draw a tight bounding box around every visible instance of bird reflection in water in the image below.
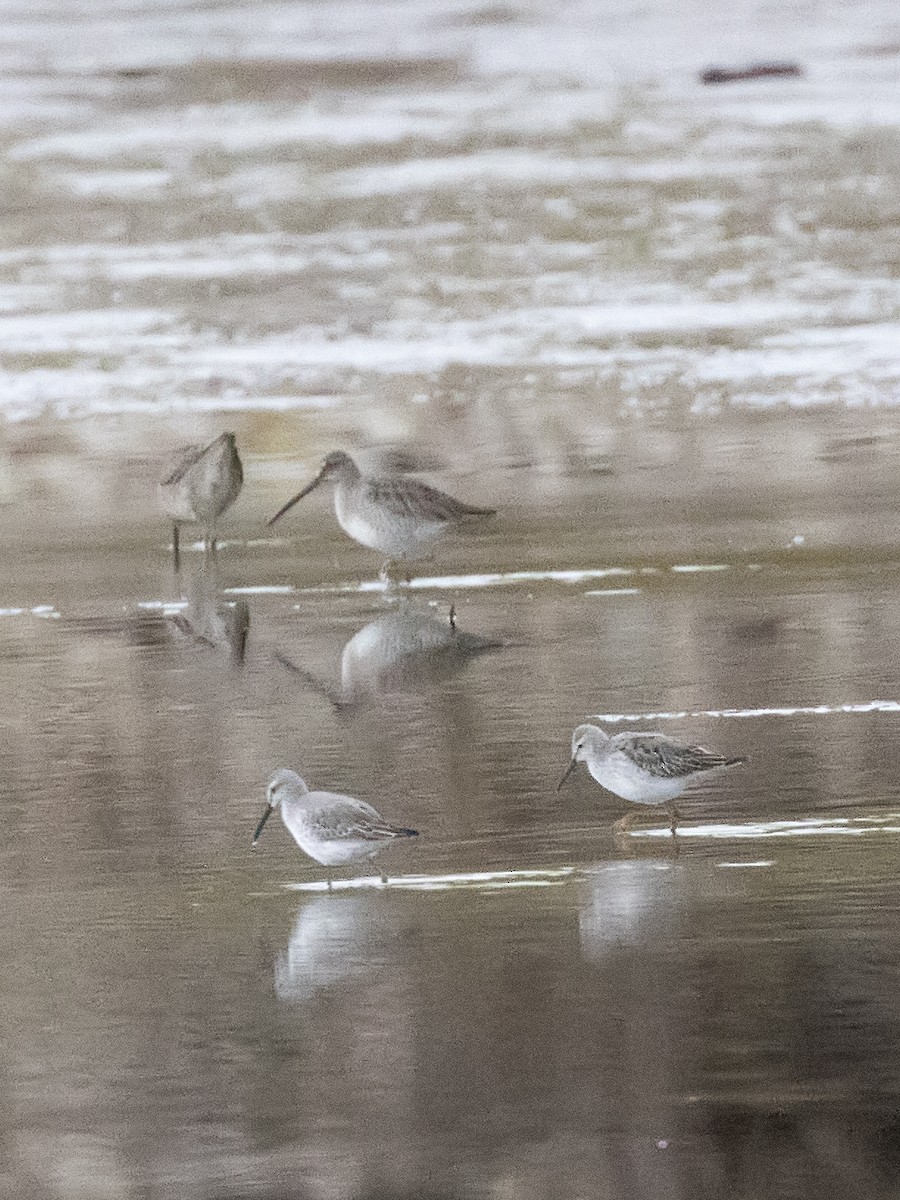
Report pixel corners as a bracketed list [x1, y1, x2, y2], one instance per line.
[275, 601, 501, 710]
[578, 862, 684, 962]
[274, 894, 401, 1003]
[169, 562, 249, 666]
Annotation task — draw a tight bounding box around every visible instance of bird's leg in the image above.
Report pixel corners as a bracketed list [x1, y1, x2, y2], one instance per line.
[325, 870, 332, 891]
[668, 803, 680, 837]
[378, 560, 406, 600]
[380, 870, 388, 886]
[172, 523, 181, 573]
[449, 604, 457, 630]
[613, 811, 635, 836]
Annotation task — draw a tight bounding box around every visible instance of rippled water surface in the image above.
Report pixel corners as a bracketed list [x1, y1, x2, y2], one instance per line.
[5, 0, 900, 1197]
[6, 549, 900, 1199]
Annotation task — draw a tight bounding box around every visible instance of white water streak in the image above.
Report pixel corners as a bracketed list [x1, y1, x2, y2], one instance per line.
[584, 588, 642, 596]
[283, 867, 576, 893]
[295, 562, 735, 594]
[592, 700, 900, 722]
[633, 814, 900, 840]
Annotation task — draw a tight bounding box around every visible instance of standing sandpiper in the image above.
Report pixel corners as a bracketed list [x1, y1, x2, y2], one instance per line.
[251, 768, 419, 884]
[268, 449, 495, 579]
[158, 432, 243, 570]
[557, 723, 746, 834]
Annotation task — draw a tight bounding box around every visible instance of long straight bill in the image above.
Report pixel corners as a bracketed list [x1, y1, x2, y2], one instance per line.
[252, 804, 275, 846]
[268, 468, 325, 526]
[556, 756, 578, 792]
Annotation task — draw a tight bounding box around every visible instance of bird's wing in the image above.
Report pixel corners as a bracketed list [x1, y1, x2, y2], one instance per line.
[366, 476, 495, 523]
[160, 443, 205, 486]
[313, 795, 417, 840]
[618, 734, 733, 778]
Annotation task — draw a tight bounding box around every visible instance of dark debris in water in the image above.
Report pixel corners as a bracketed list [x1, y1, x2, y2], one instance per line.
[700, 62, 804, 85]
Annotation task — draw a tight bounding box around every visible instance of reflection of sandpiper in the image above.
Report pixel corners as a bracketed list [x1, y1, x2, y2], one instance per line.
[169, 566, 249, 666]
[558, 723, 746, 834]
[252, 768, 418, 884]
[275, 895, 398, 1003]
[268, 449, 495, 579]
[158, 432, 243, 570]
[276, 604, 501, 710]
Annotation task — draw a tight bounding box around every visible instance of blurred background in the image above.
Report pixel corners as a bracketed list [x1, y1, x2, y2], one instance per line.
[4, 1, 900, 1198]
[2, 0, 900, 559]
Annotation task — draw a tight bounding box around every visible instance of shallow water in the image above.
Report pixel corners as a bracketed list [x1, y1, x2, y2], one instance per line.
[4, 544, 900, 1198]
[4, 0, 900, 1196]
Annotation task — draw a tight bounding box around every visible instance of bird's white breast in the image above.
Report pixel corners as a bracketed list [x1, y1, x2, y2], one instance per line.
[281, 803, 374, 866]
[335, 489, 444, 559]
[588, 752, 687, 805]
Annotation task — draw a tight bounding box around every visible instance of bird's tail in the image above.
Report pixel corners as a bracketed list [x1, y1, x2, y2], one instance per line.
[725, 756, 748, 767]
[393, 827, 419, 838]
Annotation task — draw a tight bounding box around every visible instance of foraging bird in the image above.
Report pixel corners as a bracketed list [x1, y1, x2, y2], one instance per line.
[268, 449, 495, 579]
[252, 768, 419, 883]
[158, 432, 243, 570]
[557, 723, 746, 834]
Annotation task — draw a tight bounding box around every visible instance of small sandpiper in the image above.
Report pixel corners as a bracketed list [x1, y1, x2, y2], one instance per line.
[268, 449, 495, 579]
[557, 723, 746, 834]
[251, 768, 419, 884]
[158, 432, 243, 570]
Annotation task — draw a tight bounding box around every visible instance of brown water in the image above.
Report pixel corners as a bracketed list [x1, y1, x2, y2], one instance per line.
[4, 538, 900, 1199]
[4, 0, 900, 1196]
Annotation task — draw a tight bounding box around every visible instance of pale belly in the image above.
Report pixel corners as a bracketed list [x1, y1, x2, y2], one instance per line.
[288, 820, 377, 866]
[588, 753, 687, 805]
[335, 495, 445, 560]
[303, 837, 376, 867]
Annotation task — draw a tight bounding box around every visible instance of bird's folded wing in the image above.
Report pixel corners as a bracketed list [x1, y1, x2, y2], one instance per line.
[366, 477, 494, 522]
[315, 799, 412, 840]
[160, 443, 205, 486]
[624, 736, 730, 778]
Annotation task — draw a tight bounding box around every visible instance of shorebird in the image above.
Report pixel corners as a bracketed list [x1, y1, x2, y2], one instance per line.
[158, 432, 243, 569]
[268, 449, 495, 579]
[251, 768, 419, 884]
[557, 723, 745, 835]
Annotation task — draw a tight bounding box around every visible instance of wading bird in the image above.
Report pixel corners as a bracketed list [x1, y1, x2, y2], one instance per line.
[251, 768, 419, 885]
[268, 449, 494, 580]
[558, 723, 745, 835]
[158, 432, 243, 569]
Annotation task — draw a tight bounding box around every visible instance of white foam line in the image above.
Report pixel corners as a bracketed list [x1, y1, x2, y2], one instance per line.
[283, 867, 576, 893]
[166, 537, 291, 554]
[0, 605, 60, 618]
[223, 585, 294, 596]
[632, 815, 900, 841]
[670, 564, 730, 573]
[181, 538, 290, 552]
[717, 861, 776, 869]
[584, 588, 642, 596]
[298, 567, 638, 594]
[592, 700, 900, 722]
